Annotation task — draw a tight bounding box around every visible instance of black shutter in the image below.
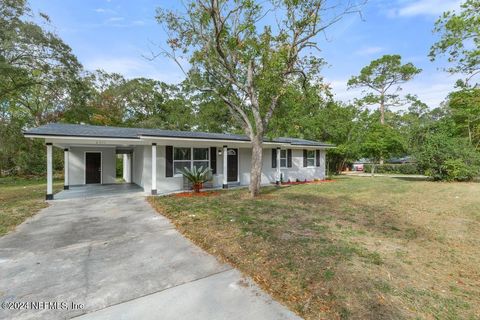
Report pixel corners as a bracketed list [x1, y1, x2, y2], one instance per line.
[303, 149, 307, 167]
[272, 149, 277, 168]
[166, 145, 173, 177]
[210, 147, 217, 174]
[287, 149, 292, 167]
[316, 150, 320, 167]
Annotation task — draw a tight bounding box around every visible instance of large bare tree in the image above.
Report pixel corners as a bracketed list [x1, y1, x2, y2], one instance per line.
[156, 0, 362, 197]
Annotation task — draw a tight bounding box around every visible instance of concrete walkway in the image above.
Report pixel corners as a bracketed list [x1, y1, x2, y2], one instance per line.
[0, 192, 300, 320]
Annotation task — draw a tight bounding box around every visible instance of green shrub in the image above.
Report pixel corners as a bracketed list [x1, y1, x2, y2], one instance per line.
[443, 159, 478, 181]
[363, 163, 420, 175]
[180, 166, 212, 192]
[414, 128, 480, 182]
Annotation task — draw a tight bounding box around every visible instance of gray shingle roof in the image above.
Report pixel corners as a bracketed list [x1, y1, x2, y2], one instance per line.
[24, 123, 333, 147]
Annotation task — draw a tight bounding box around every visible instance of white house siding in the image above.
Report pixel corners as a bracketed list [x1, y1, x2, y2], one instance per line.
[141, 145, 152, 192]
[239, 148, 326, 186]
[140, 145, 226, 194]
[263, 148, 326, 183]
[68, 146, 116, 185]
[136, 144, 326, 194]
[132, 145, 144, 188]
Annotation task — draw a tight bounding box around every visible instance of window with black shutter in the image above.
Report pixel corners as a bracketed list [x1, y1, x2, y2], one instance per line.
[272, 149, 277, 168]
[280, 149, 287, 168]
[165, 146, 173, 177]
[210, 147, 217, 174]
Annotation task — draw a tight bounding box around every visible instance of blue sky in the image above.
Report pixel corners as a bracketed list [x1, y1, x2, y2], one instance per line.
[30, 0, 462, 108]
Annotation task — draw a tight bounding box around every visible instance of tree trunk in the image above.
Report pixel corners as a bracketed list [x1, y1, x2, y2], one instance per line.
[468, 123, 472, 145]
[371, 163, 375, 177]
[379, 93, 385, 165]
[380, 93, 385, 125]
[249, 135, 263, 197]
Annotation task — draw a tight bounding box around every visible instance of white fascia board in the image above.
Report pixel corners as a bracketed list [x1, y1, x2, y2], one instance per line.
[277, 145, 335, 150]
[24, 134, 143, 145]
[139, 135, 256, 145]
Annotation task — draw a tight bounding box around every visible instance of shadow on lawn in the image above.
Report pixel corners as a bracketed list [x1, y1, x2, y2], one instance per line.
[392, 176, 430, 182]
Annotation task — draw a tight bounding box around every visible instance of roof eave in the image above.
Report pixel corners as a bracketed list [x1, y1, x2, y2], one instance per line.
[23, 132, 334, 148]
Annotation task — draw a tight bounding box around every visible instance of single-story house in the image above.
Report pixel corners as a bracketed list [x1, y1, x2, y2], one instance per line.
[23, 123, 334, 199]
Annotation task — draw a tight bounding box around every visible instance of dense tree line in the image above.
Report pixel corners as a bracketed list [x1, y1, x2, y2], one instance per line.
[1, 0, 479, 182]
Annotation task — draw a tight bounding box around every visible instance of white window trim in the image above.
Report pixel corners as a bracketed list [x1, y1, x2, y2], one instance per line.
[306, 150, 316, 168]
[280, 149, 288, 168]
[173, 147, 210, 177]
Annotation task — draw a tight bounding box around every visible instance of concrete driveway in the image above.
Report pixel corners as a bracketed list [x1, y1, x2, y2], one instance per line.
[0, 191, 300, 320]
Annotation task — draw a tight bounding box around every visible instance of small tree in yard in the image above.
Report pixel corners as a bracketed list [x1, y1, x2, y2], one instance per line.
[361, 123, 405, 176]
[156, 0, 363, 197]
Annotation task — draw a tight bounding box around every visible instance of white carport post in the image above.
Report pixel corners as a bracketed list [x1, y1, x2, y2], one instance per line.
[151, 143, 157, 195]
[222, 145, 228, 189]
[276, 147, 281, 185]
[122, 154, 131, 183]
[127, 154, 132, 183]
[46, 143, 53, 200]
[64, 148, 69, 190]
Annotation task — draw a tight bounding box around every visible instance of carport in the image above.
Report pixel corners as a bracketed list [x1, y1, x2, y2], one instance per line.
[23, 124, 146, 200]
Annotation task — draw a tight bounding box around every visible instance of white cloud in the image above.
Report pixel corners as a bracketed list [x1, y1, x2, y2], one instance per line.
[355, 46, 384, 56]
[389, 0, 461, 17]
[326, 72, 457, 109]
[94, 8, 116, 14]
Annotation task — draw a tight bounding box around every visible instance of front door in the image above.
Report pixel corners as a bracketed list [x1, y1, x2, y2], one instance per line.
[85, 152, 101, 184]
[227, 148, 238, 182]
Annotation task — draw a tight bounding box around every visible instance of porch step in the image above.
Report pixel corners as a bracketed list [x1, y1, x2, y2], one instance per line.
[227, 182, 241, 187]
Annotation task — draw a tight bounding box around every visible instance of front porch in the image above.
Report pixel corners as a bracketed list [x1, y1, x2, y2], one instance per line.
[42, 140, 255, 200]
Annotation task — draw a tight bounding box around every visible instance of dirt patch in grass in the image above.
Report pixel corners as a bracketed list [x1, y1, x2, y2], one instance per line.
[0, 177, 62, 236]
[148, 176, 480, 319]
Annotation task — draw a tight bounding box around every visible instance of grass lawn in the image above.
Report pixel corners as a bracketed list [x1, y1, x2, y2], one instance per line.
[149, 176, 480, 320]
[0, 177, 62, 236]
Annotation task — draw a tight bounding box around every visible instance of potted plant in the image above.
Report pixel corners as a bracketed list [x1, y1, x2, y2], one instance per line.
[180, 166, 212, 193]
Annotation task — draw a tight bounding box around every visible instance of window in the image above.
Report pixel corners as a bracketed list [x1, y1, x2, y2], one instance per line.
[307, 150, 315, 167]
[173, 147, 209, 174]
[280, 149, 287, 168]
[173, 147, 191, 174]
[193, 148, 209, 170]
